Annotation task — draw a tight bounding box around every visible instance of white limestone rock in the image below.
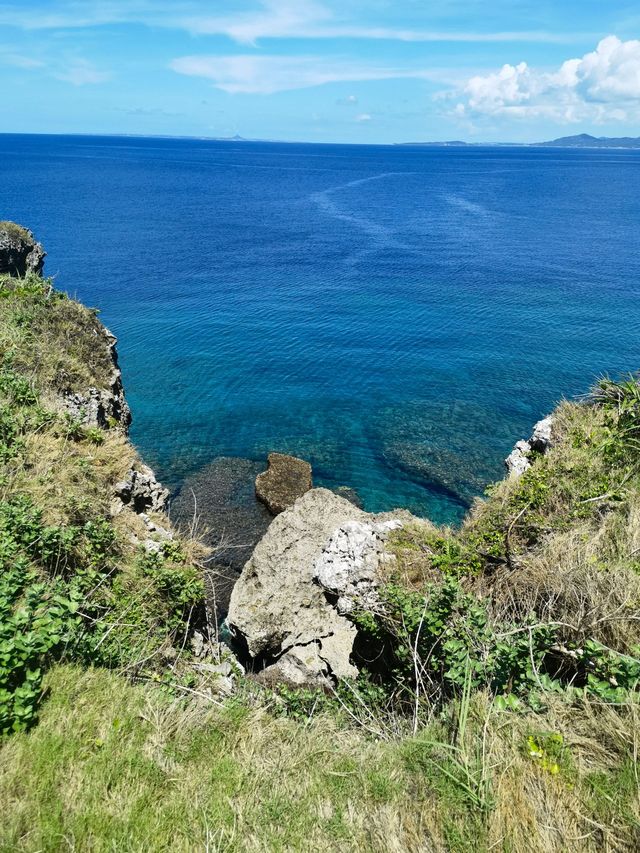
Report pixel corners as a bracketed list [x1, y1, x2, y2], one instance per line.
[227, 488, 409, 686]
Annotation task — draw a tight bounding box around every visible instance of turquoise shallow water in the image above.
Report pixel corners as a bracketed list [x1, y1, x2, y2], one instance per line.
[1, 134, 639, 523]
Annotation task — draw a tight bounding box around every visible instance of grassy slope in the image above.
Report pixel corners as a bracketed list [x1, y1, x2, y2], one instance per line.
[1, 664, 638, 852]
[0, 271, 639, 851]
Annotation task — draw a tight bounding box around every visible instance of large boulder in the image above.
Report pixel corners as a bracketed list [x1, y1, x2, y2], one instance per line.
[227, 488, 410, 686]
[0, 222, 45, 277]
[255, 452, 312, 515]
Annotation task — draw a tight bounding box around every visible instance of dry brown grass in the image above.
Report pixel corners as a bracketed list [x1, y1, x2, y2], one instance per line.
[2, 666, 638, 852]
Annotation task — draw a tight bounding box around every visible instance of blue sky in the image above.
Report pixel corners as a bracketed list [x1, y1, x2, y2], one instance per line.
[1, 1, 639, 142]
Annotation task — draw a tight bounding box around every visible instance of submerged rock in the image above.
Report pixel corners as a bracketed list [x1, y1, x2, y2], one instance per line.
[0, 221, 46, 277]
[171, 457, 273, 620]
[374, 399, 517, 511]
[333, 485, 364, 508]
[227, 488, 410, 686]
[255, 452, 313, 515]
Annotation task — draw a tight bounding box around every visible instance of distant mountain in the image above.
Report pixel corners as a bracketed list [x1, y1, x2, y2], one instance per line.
[536, 133, 640, 148]
[398, 133, 640, 149]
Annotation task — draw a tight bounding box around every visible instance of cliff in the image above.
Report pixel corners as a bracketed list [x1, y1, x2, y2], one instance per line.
[1, 224, 639, 852]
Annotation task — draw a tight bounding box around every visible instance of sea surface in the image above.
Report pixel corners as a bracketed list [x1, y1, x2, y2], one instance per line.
[1, 134, 639, 524]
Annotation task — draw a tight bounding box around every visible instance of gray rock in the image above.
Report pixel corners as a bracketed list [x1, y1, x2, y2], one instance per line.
[530, 416, 555, 453]
[314, 519, 402, 614]
[113, 464, 169, 514]
[59, 328, 131, 431]
[505, 440, 532, 478]
[192, 648, 246, 696]
[0, 222, 45, 277]
[505, 417, 555, 478]
[255, 452, 312, 515]
[227, 488, 407, 686]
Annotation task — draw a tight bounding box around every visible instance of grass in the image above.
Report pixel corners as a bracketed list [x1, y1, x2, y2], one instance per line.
[387, 396, 640, 661]
[0, 272, 115, 396]
[0, 221, 33, 242]
[1, 665, 638, 852]
[1, 260, 640, 849]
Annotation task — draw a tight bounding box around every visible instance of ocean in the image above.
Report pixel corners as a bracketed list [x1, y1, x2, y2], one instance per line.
[1, 134, 639, 524]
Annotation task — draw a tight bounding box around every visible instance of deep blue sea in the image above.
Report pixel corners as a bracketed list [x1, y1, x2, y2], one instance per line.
[1, 134, 639, 523]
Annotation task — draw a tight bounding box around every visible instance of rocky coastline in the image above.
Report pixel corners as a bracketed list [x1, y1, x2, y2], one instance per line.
[0, 221, 558, 689]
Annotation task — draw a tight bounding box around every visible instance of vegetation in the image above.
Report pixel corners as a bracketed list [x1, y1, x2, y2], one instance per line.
[0, 266, 639, 850]
[0, 273, 204, 736]
[1, 665, 639, 852]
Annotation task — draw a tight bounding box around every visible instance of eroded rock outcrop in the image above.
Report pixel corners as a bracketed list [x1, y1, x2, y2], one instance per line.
[315, 518, 402, 615]
[227, 488, 410, 686]
[255, 452, 312, 515]
[113, 464, 169, 515]
[60, 328, 131, 431]
[0, 221, 46, 277]
[505, 416, 555, 478]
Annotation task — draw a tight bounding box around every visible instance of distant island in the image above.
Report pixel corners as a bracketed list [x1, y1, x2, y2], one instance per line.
[399, 133, 640, 149]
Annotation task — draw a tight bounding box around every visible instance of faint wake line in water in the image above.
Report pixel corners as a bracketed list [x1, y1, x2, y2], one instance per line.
[443, 194, 491, 216]
[309, 172, 416, 253]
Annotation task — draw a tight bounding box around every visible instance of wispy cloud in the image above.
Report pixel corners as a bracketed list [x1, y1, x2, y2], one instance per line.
[0, 47, 45, 69]
[170, 54, 438, 94]
[55, 59, 111, 86]
[176, 0, 570, 45]
[0, 0, 583, 44]
[452, 36, 640, 124]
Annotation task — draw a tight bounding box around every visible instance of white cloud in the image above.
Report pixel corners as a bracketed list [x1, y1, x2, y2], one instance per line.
[55, 59, 111, 86]
[355, 112, 371, 122]
[170, 54, 436, 94]
[454, 36, 640, 123]
[0, 49, 45, 69]
[0, 0, 581, 44]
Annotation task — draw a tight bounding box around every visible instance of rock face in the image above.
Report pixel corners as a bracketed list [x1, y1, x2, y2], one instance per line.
[505, 416, 555, 478]
[255, 452, 312, 515]
[315, 519, 402, 615]
[0, 222, 46, 277]
[113, 464, 169, 514]
[60, 328, 132, 432]
[227, 488, 407, 686]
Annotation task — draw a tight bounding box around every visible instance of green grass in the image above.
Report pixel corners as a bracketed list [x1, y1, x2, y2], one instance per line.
[1, 261, 640, 850]
[0, 272, 115, 395]
[1, 666, 638, 852]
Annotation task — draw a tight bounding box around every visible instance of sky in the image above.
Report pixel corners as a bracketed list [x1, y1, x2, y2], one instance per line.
[1, 1, 640, 143]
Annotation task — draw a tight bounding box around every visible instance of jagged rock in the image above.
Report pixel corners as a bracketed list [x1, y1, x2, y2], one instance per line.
[530, 416, 555, 453]
[505, 440, 532, 478]
[227, 488, 406, 686]
[314, 518, 402, 615]
[505, 417, 555, 478]
[255, 452, 312, 515]
[114, 464, 169, 514]
[0, 221, 46, 277]
[59, 329, 131, 431]
[191, 641, 246, 695]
